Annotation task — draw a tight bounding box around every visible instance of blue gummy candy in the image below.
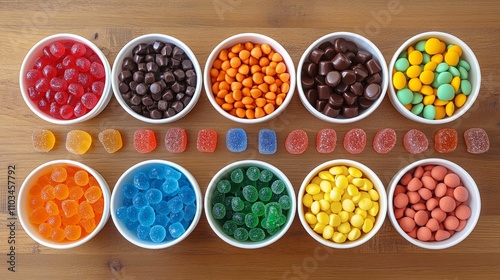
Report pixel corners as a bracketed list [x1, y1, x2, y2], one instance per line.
[145, 188, 163, 204]
[138, 206, 155, 227]
[168, 222, 185, 239]
[169, 209, 185, 224]
[154, 214, 170, 227]
[132, 192, 148, 208]
[167, 196, 183, 213]
[153, 200, 170, 215]
[150, 225, 167, 243]
[126, 206, 140, 222]
[136, 225, 151, 240]
[226, 128, 247, 153]
[178, 186, 196, 205]
[183, 204, 197, 222]
[162, 177, 179, 196]
[258, 129, 277, 155]
[134, 172, 150, 190]
[125, 220, 139, 231]
[116, 206, 128, 220]
[149, 166, 166, 179]
[151, 179, 163, 190]
[165, 166, 182, 180]
[122, 183, 138, 199]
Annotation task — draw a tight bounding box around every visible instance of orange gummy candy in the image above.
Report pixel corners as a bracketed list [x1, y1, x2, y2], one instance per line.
[38, 223, 53, 238]
[51, 228, 66, 242]
[45, 200, 60, 215]
[80, 218, 97, 233]
[29, 195, 44, 210]
[64, 225, 82, 241]
[47, 215, 62, 228]
[66, 130, 92, 155]
[29, 182, 44, 196]
[40, 185, 56, 202]
[29, 207, 49, 224]
[74, 170, 89, 186]
[98, 129, 123, 153]
[32, 129, 56, 153]
[61, 200, 79, 217]
[84, 185, 102, 203]
[79, 201, 95, 219]
[51, 167, 68, 183]
[54, 184, 69, 200]
[62, 213, 81, 226]
[68, 186, 84, 200]
[91, 197, 104, 214]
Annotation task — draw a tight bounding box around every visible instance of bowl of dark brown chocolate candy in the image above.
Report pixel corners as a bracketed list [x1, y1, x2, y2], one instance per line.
[297, 32, 388, 123]
[112, 34, 202, 124]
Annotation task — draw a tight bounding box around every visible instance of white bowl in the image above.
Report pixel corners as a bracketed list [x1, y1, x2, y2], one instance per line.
[388, 31, 481, 124]
[204, 160, 296, 249]
[297, 32, 389, 124]
[387, 158, 481, 249]
[112, 34, 202, 124]
[204, 33, 296, 124]
[19, 33, 112, 125]
[110, 160, 202, 249]
[18, 160, 111, 249]
[298, 159, 387, 248]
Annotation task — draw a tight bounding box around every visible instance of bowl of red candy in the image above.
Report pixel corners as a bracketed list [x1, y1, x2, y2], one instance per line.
[20, 33, 112, 125]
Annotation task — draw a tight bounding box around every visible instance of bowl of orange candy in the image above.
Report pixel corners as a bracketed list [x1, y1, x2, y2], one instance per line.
[18, 160, 110, 249]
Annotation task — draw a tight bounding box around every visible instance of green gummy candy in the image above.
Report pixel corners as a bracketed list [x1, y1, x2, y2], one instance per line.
[249, 228, 265, 241]
[267, 226, 281, 236]
[232, 212, 245, 225]
[437, 84, 455, 101]
[259, 187, 272, 202]
[397, 88, 413, 105]
[230, 168, 244, 183]
[217, 179, 232, 194]
[246, 166, 260, 181]
[244, 213, 259, 228]
[251, 201, 265, 216]
[461, 80, 472, 95]
[278, 195, 292, 210]
[271, 180, 285, 195]
[394, 57, 410, 72]
[212, 203, 226, 219]
[233, 227, 248, 241]
[259, 169, 274, 183]
[422, 105, 436, 120]
[242, 185, 258, 202]
[231, 197, 244, 212]
[211, 190, 225, 205]
[265, 202, 282, 217]
[222, 220, 237, 235]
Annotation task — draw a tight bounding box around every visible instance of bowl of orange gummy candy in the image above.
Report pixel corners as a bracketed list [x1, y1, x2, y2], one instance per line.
[18, 160, 110, 249]
[204, 33, 296, 124]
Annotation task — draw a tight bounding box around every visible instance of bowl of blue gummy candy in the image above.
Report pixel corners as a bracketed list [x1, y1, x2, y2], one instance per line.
[111, 159, 202, 249]
[204, 160, 296, 249]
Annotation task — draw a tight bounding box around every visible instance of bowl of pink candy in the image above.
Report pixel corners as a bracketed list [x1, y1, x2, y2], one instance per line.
[20, 34, 112, 125]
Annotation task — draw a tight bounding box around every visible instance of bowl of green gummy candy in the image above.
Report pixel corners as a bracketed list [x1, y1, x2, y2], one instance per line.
[204, 160, 296, 249]
[388, 31, 481, 124]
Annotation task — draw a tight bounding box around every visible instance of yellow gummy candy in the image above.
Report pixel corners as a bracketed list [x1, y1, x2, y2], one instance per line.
[98, 129, 123, 153]
[66, 130, 92, 155]
[32, 129, 56, 152]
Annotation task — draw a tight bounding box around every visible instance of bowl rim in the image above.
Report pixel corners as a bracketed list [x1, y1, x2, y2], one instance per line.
[386, 158, 481, 249]
[203, 32, 296, 124]
[297, 159, 387, 249]
[296, 31, 389, 124]
[17, 159, 111, 249]
[111, 33, 202, 124]
[110, 159, 202, 249]
[19, 33, 112, 125]
[204, 159, 297, 249]
[388, 31, 482, 124]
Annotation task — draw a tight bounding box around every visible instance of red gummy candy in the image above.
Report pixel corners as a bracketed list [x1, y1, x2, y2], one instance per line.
[134, 130, 157, 154]
[464, 128, 489, 154]
[434, 128, 458, 153]
[75, 57, 91, 72]
[403, 129, 428, 154]
[165, 128, 187, 153]
[81, 92, 99, 109]
[373, 128, 397, 154]
[343, 128, 366, 154]
[42, 64, 58, 79]
[49, 42, 65, 58]
[197, 129, 217, 152]
[70, 43, 86, 58]
[285, 129, 308, 155]
[89, 62, 105, 79]
[316, 128, 337, 154]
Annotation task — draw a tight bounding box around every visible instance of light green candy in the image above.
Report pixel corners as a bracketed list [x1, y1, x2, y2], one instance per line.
[437, 84, 455, 101]
[459, 59, 471, 71]
[397, 88, 413, 105]
[437, 72, 453, 85]
[415, 40, 427, 52]
[436, 62, 449, 73]
[412, 92, 423, 104]
[395, 58, 410, 72]
[461, 80, 472, 95]
[398, 51, 408, 59]
[449, 66, 460, 77]
[422, 53, 431, 64]
[422, 105, 436, 119]
[459, 66, 469, 80]
[411, 103, 424, 115]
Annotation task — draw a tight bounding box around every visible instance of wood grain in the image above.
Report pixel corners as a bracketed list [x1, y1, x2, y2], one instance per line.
[1, 0, 499, 279]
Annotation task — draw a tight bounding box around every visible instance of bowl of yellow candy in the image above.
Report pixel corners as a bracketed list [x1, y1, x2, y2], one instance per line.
[297, 159, 387, 249]
[388, 31, 480, 124]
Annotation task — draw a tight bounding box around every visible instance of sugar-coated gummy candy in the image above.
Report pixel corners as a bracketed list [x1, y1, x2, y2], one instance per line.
[168, 222, 185, 239]
[225, 128, 247, 153]
[372, 128, 397, 154]
[165, 127, 187, 153]
[285, 129, 308, 154]
[134, 130, 157, 153]
[222, 220, 237, 235]
[403, 129, 429, 154]
[66, 130, 92, 155]
[258, 129, 277, 155]
[150, 225, 167, 243]
[233, 227, 249, 241]
[316, 128, 337, 154]
[32, 129, 56, 152]
[343, 128, 366, 154]
[197, 129, 217, 152]
[98, 129, 123, 153]
[434, 128, 458, 153]
[464, 128, 489, 154]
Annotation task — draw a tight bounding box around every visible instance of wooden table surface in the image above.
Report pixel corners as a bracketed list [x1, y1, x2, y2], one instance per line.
[1, 0, 499, 279]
